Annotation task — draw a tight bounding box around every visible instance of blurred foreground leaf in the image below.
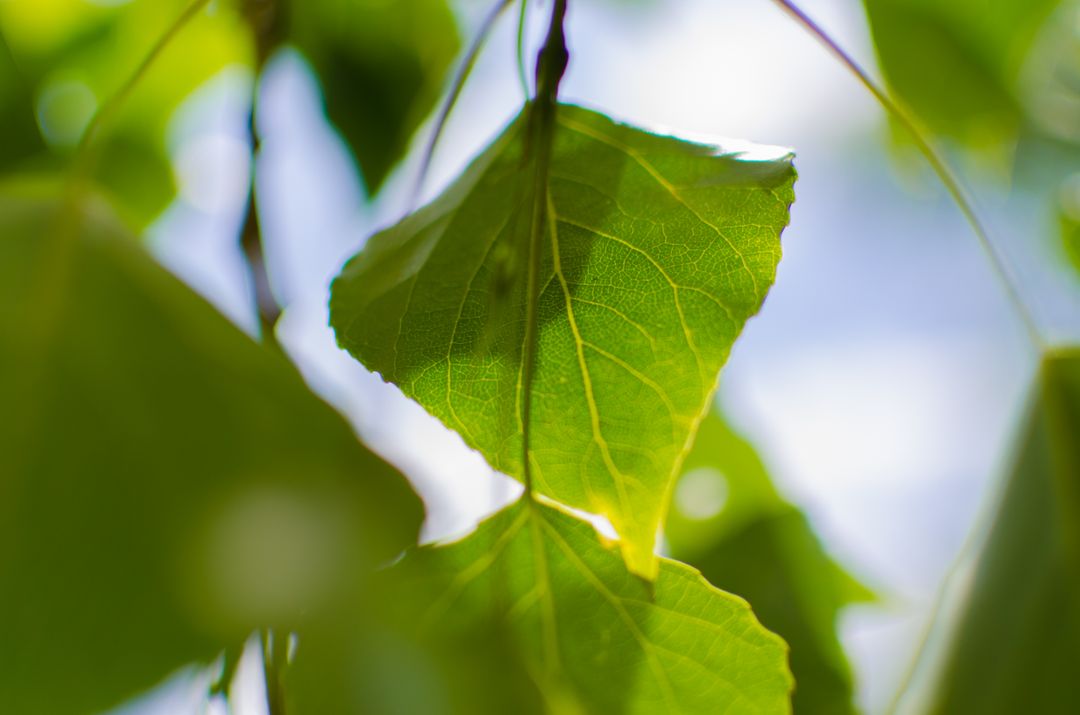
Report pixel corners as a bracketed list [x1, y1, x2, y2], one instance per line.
[0, 183, 422, 715]
[287, 0, 460, 193]
[330, 104, 795, 579]
[0, 30, 45, 169]
[921, 349, 1080, 713]
[291, 497, 793, 714]
[1063, 203, 1080, 279]
[666, 412, 871, 714]
[863, 0, 1062, 150]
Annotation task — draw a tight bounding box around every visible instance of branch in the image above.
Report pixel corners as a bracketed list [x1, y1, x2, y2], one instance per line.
[240, 0, 286, 344]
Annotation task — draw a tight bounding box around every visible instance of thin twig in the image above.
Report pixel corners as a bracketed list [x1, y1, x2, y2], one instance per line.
[769, 0, 1045, 349]
[517, 0, 531, 98]
[411, 0, 517, 206]
[240, 0, 285, 344]
[260, 629, 288, 715]
[240, 102, 282, 343]
[73, 0, 212, 182]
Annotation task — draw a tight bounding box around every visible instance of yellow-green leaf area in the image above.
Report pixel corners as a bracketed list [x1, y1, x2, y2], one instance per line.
[667, 411, 872, 714]
[330, 104, 796, 579]
[357, 497, 793, 714]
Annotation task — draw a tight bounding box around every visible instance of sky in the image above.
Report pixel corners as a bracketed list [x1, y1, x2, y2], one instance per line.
[118, 0, 1079, 711]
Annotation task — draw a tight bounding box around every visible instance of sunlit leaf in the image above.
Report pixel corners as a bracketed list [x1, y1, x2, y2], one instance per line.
[286, 0, 459, 193]
[330, 104, 795, 578]
[666, 411, 872, 714]
[0, 182, 422, 715]
[291, 497, 793, 714]
[914, 349, 1080, 713]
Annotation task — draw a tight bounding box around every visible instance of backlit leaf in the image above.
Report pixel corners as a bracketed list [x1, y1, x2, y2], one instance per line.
[666, 411, 872, 714]
[330, 103, 796, 578]
[0, 182, 422, 714]
[291, 497, 794, 714]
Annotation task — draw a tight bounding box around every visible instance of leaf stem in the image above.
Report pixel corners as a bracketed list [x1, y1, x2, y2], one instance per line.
[240, 0, 285, 344]
[521, 0, 569, 494]
[72, 0, 212, 184]
[517, 0, 531, 99]
[209, 640, 245, 700]
[412, 0, 517, 205]
[768, 0, 1045, 349]
[260, 628, 288, 715]
[240, 100, 283, 343]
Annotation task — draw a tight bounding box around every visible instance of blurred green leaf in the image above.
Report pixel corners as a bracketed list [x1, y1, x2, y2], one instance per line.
[921, 349, 1080, 713]
[286, 0, 460, 193]
[0, 0, 253, 225]
[292, 497, 793, 714]
[0, 182, 423, 715]
[666, 411, 872, 715]
[863, 0, 1062, 150]
[330, 104, 795, 579]
[0, 30, 45, 170]
[1061, 173, 1080, 278]
[1065, 213, 1080, 277]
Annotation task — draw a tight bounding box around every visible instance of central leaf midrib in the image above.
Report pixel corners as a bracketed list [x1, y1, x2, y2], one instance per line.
[547, 192, 638, 532]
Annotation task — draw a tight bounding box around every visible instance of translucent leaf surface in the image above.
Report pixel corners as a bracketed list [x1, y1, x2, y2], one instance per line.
[287, 0, 459, 193]
[914, 349, 1080, 713]
[292, 497, 793, 714]
[0, 183, 423, 714]
[666, 411, 871, 714]
[331, 104, 795, 578]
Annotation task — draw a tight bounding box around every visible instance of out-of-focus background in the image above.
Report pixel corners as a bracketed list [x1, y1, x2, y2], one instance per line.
[5, 0, 1080, 712]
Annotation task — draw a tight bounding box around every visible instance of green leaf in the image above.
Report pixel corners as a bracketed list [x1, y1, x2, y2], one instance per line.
[0, 0, 253, 224]
[0, 30, 45, 170]
[915, 348, 1080, 713]
[291, 497, 793, 714]
[287, 0, 460, 193]
[862, 0, 1061, 149]
[666, 411, 872, 715]
[1063, 206, 1080, 280]
[330, 103, 796, 578]
[0, 182, 423, 715]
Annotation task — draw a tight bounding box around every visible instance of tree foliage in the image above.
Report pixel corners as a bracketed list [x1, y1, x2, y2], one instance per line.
[1, 0, 1078, 713]
[0, 185, 421, 714]
[330, 103, 795, 579]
